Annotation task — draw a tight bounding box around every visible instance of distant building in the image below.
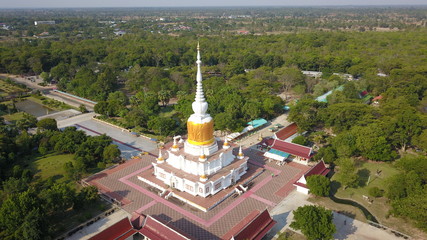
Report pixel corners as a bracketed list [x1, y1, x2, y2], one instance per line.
[302, 71, 322, 78]
[0, 23, 10, 30]
[114, 30, 126, 36]
[34, 21, 55, 26]
[333, 73, 354, 81]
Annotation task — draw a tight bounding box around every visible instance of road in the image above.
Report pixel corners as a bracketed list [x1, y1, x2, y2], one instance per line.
[233, 113, 291, 148]
[0, 74, 95, 111]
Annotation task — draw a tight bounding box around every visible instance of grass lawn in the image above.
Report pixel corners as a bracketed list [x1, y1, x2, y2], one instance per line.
[308, 196, 367, 222]
[31, 153, 75, 182]
[0, 79, 27, 93]
[276, 229, 306, 240]
[2, 111, 26, 122]
[332, 160, 423, 237]
[28, 96, 73, 111]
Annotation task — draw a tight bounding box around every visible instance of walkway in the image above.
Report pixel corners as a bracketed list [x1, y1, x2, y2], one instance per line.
[266, 191, 403, 240]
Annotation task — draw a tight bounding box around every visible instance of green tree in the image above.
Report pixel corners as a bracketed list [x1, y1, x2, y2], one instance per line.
[384, 109, 422, 151]
[79, 104, 88, 113]
[321, 103, 374, 132]
[290, 205, 336, 240]
[313, 146, 337, 164]
[16, 113, 37, 130]
[103, 144, 121, 163]
[39, 71, 51, 84]
[147, 117, 177, 136]
[307, 175, 331, 197]
[288, 98, 326, 132]
[36, 118, 57, 131]
[353, 124, 396, 161]
[158, 89, 172, 106]
[413, 129, 427, 151]
[336, 158, 358, 188]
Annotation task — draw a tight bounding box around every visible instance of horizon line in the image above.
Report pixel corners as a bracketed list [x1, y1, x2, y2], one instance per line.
[1, 4, 427, 10]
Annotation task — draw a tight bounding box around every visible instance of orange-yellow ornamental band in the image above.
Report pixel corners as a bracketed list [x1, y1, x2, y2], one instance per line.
[187, 120, 214, 146]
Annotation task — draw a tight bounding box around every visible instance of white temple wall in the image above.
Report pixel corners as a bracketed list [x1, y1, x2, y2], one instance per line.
[198, 162, 205, 176]
[222, 151, 234, 166]
[212, 178, 224, 195]
[183, 179, 196, 195]
[298, 175, 306, 184]
[167, 152, 180, 169]
[223, 174, 231, 187]
[187, 159, 198, 175]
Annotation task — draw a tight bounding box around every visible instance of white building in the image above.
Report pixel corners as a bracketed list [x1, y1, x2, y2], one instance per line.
[147, 43, 248, 198]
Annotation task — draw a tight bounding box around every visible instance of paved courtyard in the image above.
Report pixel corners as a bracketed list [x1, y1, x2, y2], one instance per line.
[85, 148, 310, 239]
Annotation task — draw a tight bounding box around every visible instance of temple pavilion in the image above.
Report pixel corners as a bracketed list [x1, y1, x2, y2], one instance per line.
[143, 43, 248, 198]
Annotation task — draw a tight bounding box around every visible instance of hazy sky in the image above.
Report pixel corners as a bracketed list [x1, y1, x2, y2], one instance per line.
[2, 0, 426, 9]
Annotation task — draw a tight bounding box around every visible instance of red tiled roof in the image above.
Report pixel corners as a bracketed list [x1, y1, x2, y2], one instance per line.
[293, 181, 307, 188]
[260, 138, 274, 146]
[139, 216, 191, 240]
[293, 161, 330, 190]
[90, 217, 136, 240]
[131, 212, 146, 229]
[305, 160, 330, 178]
[270, 139, 312, 159]
[274, 123, 298, 140]
[232, 209, 277, 240]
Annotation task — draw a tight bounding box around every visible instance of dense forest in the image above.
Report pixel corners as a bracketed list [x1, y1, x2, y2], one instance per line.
[0, 7, 426, 239]
[1, 30, 427, 135]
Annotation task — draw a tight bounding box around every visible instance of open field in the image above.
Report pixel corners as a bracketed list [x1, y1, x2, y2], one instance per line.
[31, 153, 75, 182]
[332, 161, 425, 238]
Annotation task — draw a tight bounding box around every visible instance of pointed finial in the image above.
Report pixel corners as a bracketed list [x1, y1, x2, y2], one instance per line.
[157, 149, 164, 163]
[223, 137, 230, 149]
[197, 41, 200, 51]
[171, 137, 179, 151]
[237, 145, 244, 159]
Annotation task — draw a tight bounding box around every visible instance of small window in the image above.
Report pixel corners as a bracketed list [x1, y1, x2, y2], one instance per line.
[214, 181, 222, 190]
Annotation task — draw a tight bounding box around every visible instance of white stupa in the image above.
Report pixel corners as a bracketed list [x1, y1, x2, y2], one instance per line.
[150, 43, 248, 197]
